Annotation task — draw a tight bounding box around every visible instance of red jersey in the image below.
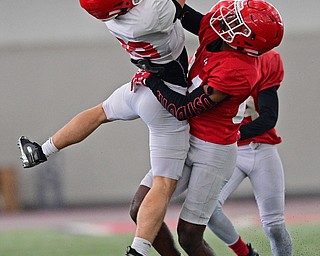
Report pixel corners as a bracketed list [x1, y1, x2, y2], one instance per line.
[187, 12, 260, 145]
[238, 50, 284, 146]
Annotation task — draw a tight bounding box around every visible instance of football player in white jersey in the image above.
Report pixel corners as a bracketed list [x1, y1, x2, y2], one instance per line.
[208, 50, 293, 256]
[18, 0, 190, 255]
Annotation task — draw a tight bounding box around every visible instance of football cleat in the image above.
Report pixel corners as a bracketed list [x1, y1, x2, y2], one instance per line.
[125, 246, 143, 256]
[18, 136, 47, 168]
[247, 243, 259, 256]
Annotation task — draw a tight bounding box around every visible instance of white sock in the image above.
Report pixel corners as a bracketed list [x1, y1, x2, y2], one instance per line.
[131, 237, 152, 256]
[41, 137, 59, 157]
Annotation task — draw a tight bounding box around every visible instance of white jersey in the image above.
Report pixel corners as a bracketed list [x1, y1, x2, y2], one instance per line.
[105, 0, 185, 64]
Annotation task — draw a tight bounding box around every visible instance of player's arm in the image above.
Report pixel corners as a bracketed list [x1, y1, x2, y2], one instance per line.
[239, 86, 279, 140]
[145, 75, 229, 121]
[172, 0, 185, 22]
[179, 4, 204, 35]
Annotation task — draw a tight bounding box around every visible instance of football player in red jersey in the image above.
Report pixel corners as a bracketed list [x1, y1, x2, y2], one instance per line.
[208, 50, 293, 256]
[130, 0, 284, 255]
[17, 0, 190, 255]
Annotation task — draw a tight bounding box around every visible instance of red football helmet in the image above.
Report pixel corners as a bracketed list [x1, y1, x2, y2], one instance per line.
[210, 0, 284, 56]
[79, 0, 142, 21]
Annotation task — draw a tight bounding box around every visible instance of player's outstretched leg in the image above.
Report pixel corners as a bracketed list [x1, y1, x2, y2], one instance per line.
[17, 136, 47, 168]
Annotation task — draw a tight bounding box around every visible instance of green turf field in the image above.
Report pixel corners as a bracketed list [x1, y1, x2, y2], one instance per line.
[0, 223, 319, 255]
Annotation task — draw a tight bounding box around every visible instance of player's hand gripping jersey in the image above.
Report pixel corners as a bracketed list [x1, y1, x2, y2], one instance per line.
[238, 50, 284, 146]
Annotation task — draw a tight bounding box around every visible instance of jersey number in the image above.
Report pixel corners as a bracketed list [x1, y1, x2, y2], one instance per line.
[117, 38, 161, 58]
[233, 96, 260, 124]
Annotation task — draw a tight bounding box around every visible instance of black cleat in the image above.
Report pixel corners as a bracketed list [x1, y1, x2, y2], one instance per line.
[18, 136, 47, 168]
[125, 246, 143, 256]
[247, 243, 259, 256]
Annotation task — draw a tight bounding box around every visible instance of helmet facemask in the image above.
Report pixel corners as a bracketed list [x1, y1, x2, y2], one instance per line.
[209, 0, 284, 56]
[210, 1, 251, 44]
